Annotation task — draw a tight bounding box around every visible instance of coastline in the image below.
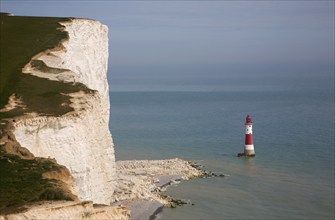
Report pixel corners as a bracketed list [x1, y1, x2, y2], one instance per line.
[0, 158, 206, 219]
[112, 158, 206, 219]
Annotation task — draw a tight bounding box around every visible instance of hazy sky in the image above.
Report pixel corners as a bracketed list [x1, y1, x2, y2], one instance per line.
[2, 0, 334, 91]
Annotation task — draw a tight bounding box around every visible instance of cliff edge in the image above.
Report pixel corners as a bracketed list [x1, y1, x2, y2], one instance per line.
[0, 15, 116, 208]
[0, 15, 212, 220]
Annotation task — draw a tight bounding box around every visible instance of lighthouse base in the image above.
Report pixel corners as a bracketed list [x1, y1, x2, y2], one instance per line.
[244, 149, 255, 156]
[237, 150, 255, 157]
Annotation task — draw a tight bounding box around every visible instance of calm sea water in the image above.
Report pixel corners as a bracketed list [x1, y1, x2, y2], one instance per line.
[109, 76, 334, 219]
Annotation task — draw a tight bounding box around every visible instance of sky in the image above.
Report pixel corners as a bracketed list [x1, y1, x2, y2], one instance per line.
[1, 0, 334, 91]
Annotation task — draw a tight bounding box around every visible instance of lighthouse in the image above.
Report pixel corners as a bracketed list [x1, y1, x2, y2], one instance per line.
[238, 115, 255, 157]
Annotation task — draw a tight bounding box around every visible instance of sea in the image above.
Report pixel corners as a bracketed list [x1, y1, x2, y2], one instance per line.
[109, 75, 334, 219]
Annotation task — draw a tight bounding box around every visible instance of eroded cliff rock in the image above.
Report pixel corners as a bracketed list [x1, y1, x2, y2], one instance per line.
[15, 19, 115, 205]
[2, 201, 129, 220]
[1, 17, 116, 205]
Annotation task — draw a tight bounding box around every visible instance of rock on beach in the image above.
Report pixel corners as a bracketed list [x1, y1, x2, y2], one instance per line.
[112, 158, 205, 219]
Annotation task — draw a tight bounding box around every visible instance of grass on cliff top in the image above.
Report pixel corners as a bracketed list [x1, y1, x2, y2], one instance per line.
[0, 15, 67, 104]
[0, 15, 89, 122]
[0, 151, 73, 214]
[0, 15, 82, 214]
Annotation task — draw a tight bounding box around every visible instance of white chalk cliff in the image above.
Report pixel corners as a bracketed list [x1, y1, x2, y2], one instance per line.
[12, 19, 116, 205]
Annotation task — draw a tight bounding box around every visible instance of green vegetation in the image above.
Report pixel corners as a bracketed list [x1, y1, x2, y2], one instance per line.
[0, 15, 85, 214]
[0, 150, 73, 214]
[0, 15, 90, 122]
[1, 15, 67, 105]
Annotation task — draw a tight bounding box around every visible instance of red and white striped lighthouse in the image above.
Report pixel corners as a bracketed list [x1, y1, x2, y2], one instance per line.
[244, 115, 255, 156]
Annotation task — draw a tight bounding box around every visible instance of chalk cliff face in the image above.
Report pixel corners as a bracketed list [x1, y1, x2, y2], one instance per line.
[12, 19, 116, 205]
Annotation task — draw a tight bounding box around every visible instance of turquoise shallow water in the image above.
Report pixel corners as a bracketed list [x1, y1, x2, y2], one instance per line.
[109, 77, 334, 219]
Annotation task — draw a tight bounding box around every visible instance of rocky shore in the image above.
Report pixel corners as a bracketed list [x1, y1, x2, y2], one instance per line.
[1, 157, 223, 219]
[112, 158, 224, 219]
[113, 158, 203, 202]
[0, 201, 130, 220]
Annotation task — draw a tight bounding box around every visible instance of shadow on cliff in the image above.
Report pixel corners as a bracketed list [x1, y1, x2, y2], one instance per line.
[0, 14, 80, 215]
[0, 124, 78, 214]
